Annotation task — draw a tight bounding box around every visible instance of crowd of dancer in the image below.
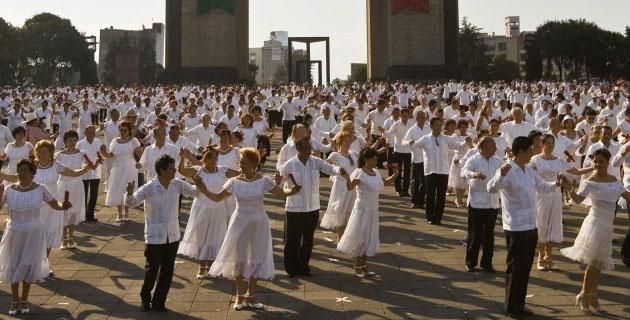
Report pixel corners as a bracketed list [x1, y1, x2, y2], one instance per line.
[0, 80, 628, 318]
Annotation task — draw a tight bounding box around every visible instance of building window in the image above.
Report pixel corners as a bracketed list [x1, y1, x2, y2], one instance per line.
[498, 43, 507, 51]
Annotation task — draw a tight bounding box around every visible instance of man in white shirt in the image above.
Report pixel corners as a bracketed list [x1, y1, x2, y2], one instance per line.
[34, 100, 53, 132]
[124, 155, 201, 312]
[219, 105, 239, 131]
[382, 108, 414, 197]
[280, 96, 300, 143]
[313, 106, 336, 139]
[461, 137, 502, 272]
[500, 108, 537, 146]
[139, 126, 180, 181]
[487, 136, 560, 318]
[77, 126, 106, 222]
[187, 114, 215, 153]
[414, 117, 471, 225]
[403, 109, 430, 208]
[279, 137, 346, 277]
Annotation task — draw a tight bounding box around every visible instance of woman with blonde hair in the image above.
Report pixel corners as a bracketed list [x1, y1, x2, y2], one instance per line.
[321, 131, 359, 240]
[203, 148, 300, 310]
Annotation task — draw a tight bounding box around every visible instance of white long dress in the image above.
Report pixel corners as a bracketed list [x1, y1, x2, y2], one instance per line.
[56, 151, 86, 225]
[178, 166, 229, 261]
[4, 142, 33, 175]
[105, 138, 140, 206]
[35, 162, 64, 248]
[208, 176, 276, 280]
[218, 147, 240, 216]
[321, 151, 358, 229]
[448, 134, 470, 189]
[0, 185, 53, 284]
[531, 156, 571, 243]
[337, 168, 384, 257]
[561, 180, 625, 271]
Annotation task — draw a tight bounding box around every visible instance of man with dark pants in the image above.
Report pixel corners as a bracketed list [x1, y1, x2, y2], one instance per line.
[461, 137, 502, 272]
[280, 95, 300, 143]
[381, 108, 414, 197]
[77, 125, 105, 222]
[404, 109, 431, 208]
[279, 138, 345, 277]
[414, 117, 471, 225]
[124, 155, 200, 312]
[488, 136, 561, 319]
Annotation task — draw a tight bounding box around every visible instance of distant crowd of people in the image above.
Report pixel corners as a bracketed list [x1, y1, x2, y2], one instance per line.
[0, 80, 628, 318]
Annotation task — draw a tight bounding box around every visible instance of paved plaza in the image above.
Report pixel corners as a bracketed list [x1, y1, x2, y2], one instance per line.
[0, 137, 628, 320]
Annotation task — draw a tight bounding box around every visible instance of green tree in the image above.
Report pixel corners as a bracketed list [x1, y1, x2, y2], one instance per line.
[0, 18, 21, 85]
[489, 55, 520, 81]
[19, 13, 94, 85]
[273, 63, 288, 85]
[138, 31, 157, 84]
[458, 17, 490, 81]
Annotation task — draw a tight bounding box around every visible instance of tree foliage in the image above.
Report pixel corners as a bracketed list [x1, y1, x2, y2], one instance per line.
[248, 62, 259, 85]
[20, 13, 95, 85]
[0, 18, 20, 85]
[457, 17, 491, 81]
[528, 19, 630, 80]
[489, 55, 520, 81]
[101, 31, 157, 85]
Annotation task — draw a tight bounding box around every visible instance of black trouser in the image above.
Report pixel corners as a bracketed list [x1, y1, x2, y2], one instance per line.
[386, 147, 394, 177]
[83, 179, 100, 220]
[466, 207, 498, 268]
[268, 110, 282, 128]
[91, 113, 98, 125]
[393, 152, 411, 194]
[141, 241, 179, 308]
[284, 211, 319, 275]
[425, 173, 448, 224]
[411, 162, 425, 207]
[504, 229, 537, 314]
[282, 120, 296, 143]
[99, 109, 108, 123]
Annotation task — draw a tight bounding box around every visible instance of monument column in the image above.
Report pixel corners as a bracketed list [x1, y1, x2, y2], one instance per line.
[166, 0, 248, 83]
[367, 0, 458, 81]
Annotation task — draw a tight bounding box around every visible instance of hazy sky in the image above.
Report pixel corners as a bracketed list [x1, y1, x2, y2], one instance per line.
[4, 0, 630, 80]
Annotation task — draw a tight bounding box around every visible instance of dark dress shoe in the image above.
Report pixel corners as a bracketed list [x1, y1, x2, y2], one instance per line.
[482, 266, 496, 273]
[299, 271, 314, 277]
[86, 218, 98, 222]
[465, 265, 475, 272]
[520, 308, 534, 317]
[287, 273, 297, 278]
[140, 302, 150, 312]
[400, 192, 410, 197]
[153, 305, 169, 312]
[505, 311, 523, 319]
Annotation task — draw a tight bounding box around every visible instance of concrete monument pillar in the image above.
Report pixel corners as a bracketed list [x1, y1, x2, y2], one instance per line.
[367, 0, 458, 81]
[166, 0, 248, 83]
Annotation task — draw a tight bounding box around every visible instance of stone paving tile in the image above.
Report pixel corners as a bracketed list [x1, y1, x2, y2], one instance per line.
[0, 135, 628, 319]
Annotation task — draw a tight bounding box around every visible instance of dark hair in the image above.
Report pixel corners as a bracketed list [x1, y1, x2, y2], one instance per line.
[155, 155, 175, 176]
[429, 117, 442, 126]
[593, 148, 612, 161]
[16, 159, 37, 175]
[512, 136, 533, 155]
[528, 130, 543, 140]
[11, 126, 25, 138]
[63, 130, 79, 142]
[358, 147, 378, 168]
[584, 107, 596, 117]
[541, 133, 555, 144]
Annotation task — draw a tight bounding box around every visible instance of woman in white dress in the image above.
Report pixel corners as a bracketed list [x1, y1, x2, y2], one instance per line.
[321, 132, 358, 241]
[55, 130, 89, 249]
[0, 140, 92, 263]
[217, 129, 240, 216]
[531, 134, 592, 270]
[202, 148, 299, 311]
[177, 147, 238, 279]
[233, 114, 258, 149]
[0, 159, 71, 315]
[251, 106, 273, 170]
[100, 121, 142, 222]
[448, 120, 473, 207]
[338, 147, 398, 278]
[561, 148, 630, 315]
[0, 126, 34, 179]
